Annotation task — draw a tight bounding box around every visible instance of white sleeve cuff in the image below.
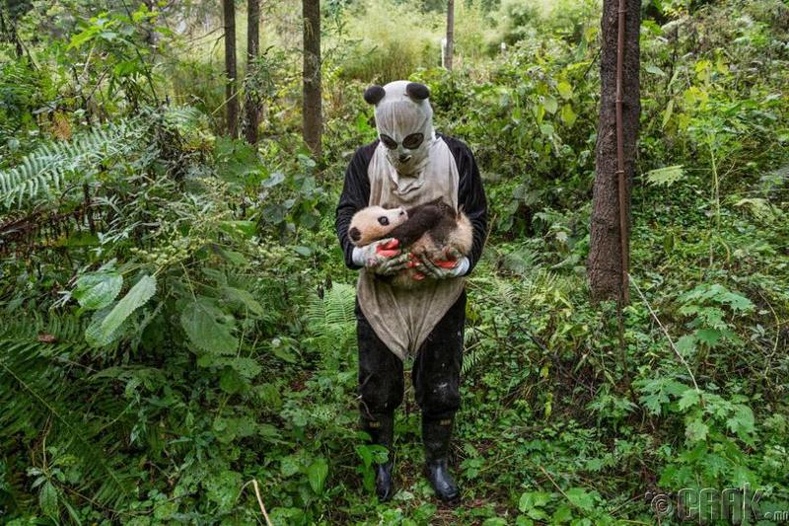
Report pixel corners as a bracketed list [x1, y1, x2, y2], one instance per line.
[454, 257, 470, 277]
[352, 246, 366, 267]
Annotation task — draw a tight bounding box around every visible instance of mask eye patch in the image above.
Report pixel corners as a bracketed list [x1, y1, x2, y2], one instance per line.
[402, 133, 424, 149]
[380, 134, 397, 150]
[378, 216, 390, 226]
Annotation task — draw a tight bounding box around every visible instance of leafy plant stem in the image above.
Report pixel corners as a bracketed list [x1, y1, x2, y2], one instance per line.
[629, 274, 702, 402]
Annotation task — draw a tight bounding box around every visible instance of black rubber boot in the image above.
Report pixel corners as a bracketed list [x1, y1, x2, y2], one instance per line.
[423, 415, 460, 504]
[362, 413, 395, 502]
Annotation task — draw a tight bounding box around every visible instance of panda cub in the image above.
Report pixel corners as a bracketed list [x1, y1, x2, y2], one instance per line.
[348, 198, 473, 288]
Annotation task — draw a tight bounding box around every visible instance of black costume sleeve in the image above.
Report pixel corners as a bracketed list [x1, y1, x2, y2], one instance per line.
[335, 142, 377, 269]
[443, 135, 488, 275]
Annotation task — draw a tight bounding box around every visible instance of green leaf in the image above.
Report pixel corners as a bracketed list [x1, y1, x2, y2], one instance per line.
[519, 491, 551, 513]
[219, 220, 257, 239]
[726, 404, 755, 437]
[645, 165, 684, 186]
[542, 95, 558, 114]
[181, 297, 237, 356]
[39, 481, 58, 517]
[662, 99, 675, 129]
[560, 104, 577, 127]
[221, 286, 265, 317]
[685, 419, 709, 442]
[678, 388, 702, 411]
[675, 334, 696, 358]
[646, 65, 666, 76]
[74, 271, 123, 310]
[307, 457, 329, 495]
[86, 275, 156, 347]
[557, 81, 573, 100]
[219, 367, 246, 394]
[566, 487, 595, 511]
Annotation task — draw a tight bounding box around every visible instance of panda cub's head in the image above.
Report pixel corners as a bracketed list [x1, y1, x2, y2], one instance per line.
[348, 206, 408, 246]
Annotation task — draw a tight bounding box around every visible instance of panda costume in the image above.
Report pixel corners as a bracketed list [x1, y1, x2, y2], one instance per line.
[335, 80, 487, 503]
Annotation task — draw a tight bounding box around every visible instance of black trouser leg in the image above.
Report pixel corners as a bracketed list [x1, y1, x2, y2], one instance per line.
[413, 291, 465, 503]
[356, 302, 404, 501]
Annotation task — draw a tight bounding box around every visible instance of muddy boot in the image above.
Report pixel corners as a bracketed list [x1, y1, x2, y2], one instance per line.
[423, 415, 460, 504]
[362, 413, 395, 502]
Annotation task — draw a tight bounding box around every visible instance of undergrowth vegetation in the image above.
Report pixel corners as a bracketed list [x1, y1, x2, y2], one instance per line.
[1, 0, 788, 524]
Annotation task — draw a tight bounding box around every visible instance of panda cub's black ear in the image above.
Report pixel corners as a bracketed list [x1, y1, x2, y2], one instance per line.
[364, 85, 386, 105]
[405, 82, 430, 101]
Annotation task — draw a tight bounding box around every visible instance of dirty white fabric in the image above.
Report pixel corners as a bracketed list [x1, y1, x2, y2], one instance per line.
[357, 82, 465, 360]
[373, 80, 434, 177]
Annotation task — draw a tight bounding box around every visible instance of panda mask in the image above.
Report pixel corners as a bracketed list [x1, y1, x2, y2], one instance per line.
[364, 81, 435, 177]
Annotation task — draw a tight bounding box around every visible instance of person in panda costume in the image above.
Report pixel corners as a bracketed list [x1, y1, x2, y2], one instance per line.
[335, 80, 487, 503]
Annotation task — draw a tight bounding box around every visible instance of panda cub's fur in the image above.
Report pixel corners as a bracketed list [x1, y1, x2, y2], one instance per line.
[348, 198, 473, 288]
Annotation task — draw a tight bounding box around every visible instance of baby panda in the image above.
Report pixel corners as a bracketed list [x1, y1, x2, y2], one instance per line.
[348, 198, 473, 288]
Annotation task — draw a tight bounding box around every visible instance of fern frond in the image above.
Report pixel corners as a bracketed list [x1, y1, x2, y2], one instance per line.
[0, 317, 134, 512]
[0, 120, 146, 211]
[303, 283, 357, 354]
[305, 283, 356, 329]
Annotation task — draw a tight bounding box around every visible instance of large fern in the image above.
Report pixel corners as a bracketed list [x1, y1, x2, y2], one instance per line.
[303, 283, 357, 354]
[0, 120, 145, 211]
[0, 314, 135, 515]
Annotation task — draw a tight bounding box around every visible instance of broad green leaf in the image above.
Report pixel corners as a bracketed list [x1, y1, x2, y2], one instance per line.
[542, 95, 558, 114]
[224, 356, 263, 380]
[560, 104, 577, 127]
[86, 305, 124, 347]
[74, 272, 123, 310]
[181, 297, 237, 356]
[727, 404, 755, 437]
[307, 457, 329, 495]
[566, 487, 595, 511]
[221, 286, 265, 316]
[645, 165, 684, 186]
[519, 491, 551, 513]
[219, 366, 247, 394]
[678, 388, 702, 411]
[86, 275, 156, 347]
[40, 481, 58, 517]
[280, 456, 301, 478]
[646, 65, 666, 76]
[557, 81, 573, 100]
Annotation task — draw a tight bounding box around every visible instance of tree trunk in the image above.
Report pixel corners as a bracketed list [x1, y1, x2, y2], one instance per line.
[587, 0, 640, 303]
[445, 0, 454, 70]
[244, 0, 260, 145]
[223, 0, 239, 138]
[302, 0, 322, 157]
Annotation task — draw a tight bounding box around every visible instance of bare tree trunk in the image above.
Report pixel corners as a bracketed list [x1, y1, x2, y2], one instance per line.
[445, 0, 454, 71]
[587, 0, 640, 303]
[244, 0, 260, 145]
[223, 0, 239, 138]
[302, 0, 322, 157]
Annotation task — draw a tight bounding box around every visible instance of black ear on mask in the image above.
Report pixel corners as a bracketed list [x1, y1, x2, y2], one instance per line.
[363, 85, 386, 105]
[405, 82, 430, 101]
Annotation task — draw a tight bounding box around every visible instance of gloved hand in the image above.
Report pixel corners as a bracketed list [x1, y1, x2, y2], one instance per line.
[352, 238, 411, 276]
[415, 248, 470, 280]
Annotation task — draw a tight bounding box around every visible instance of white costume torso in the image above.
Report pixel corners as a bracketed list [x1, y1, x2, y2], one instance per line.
[357, 138, 465, 361]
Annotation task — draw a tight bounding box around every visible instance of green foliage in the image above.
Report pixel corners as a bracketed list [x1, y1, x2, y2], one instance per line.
[0, 119, 145, 210]
[2, 0, 789, 523]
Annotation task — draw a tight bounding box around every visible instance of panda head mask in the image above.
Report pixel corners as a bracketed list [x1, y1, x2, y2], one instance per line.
[364, 81, 434, 176]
